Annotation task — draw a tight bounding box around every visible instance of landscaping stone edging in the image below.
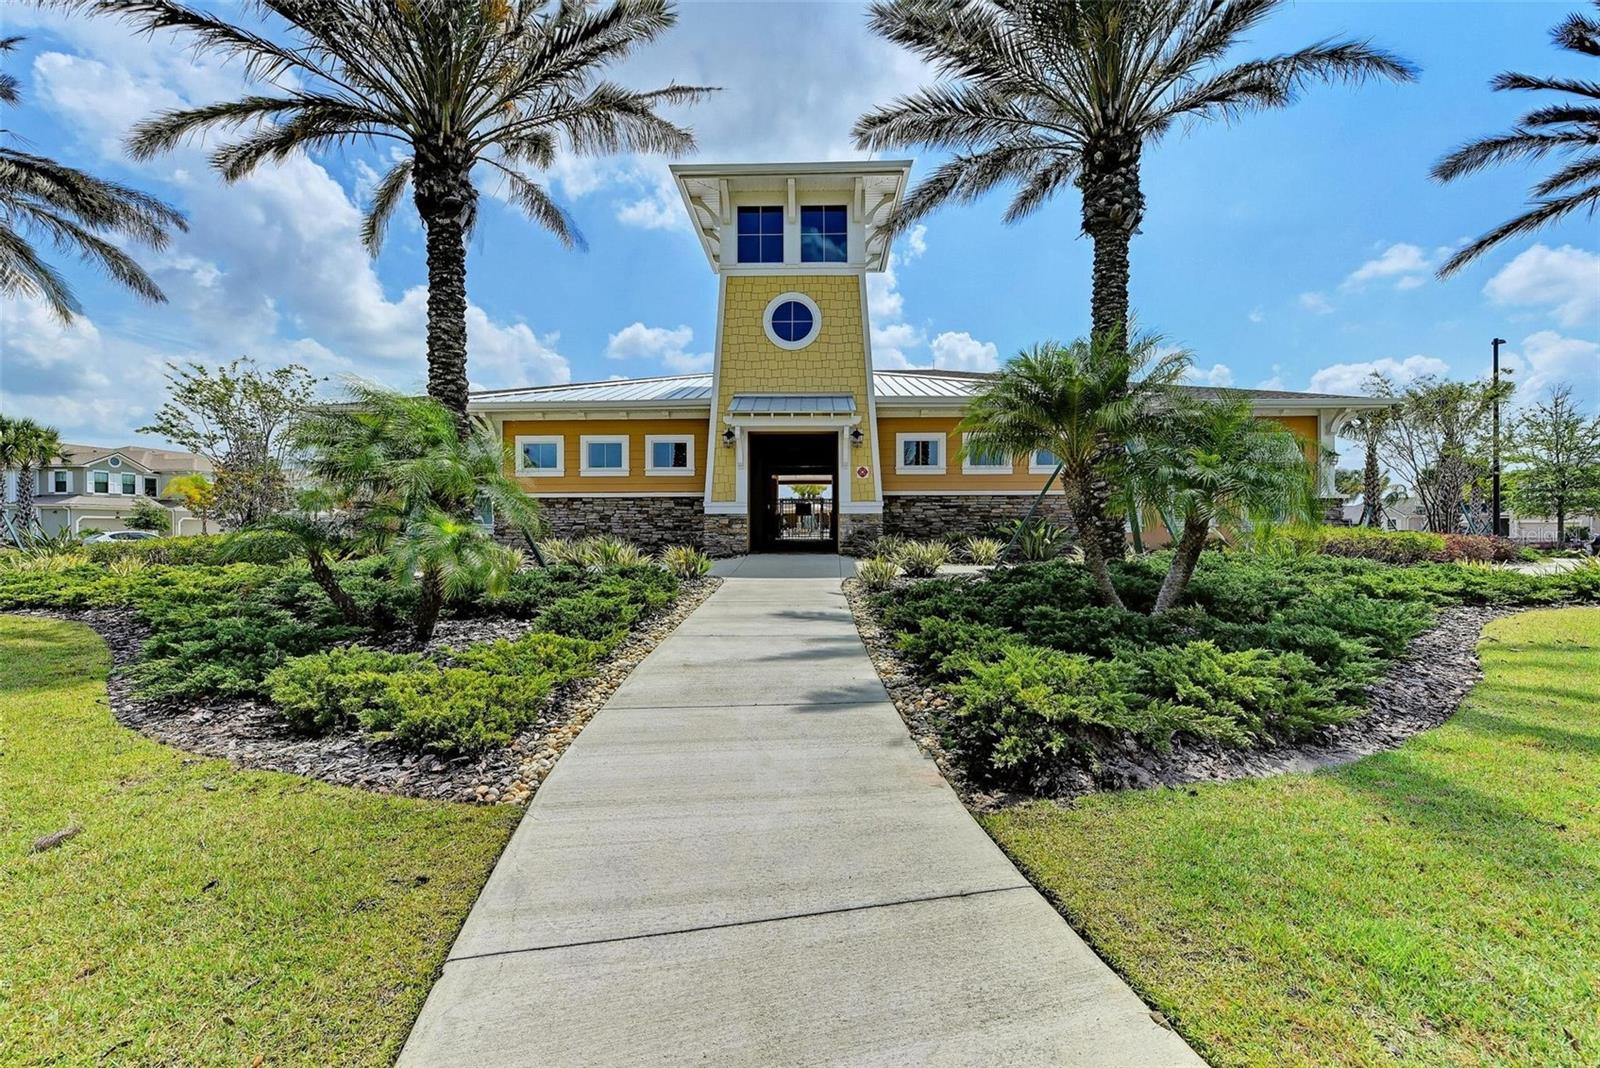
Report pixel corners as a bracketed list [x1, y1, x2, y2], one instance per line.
[845, 577, 1522, 808]
[23, 575, 721, 805]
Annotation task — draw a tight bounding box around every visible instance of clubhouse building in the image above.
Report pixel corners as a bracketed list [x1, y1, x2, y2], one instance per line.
[469, 161, 1384, 556]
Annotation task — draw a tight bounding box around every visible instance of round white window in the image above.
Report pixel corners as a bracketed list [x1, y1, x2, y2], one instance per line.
[763, 292, 821, 350]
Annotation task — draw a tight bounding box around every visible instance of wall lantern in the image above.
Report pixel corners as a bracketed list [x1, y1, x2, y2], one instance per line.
[849, 427, 865, 447]
[721, 428, 737, 447]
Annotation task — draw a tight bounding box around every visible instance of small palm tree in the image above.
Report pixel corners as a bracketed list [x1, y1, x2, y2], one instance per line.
[226, 488, 366, 626]
[1433, 3, 1600, 276]
[853, 0, 1414, 346]
[1338, 408, 1393, 528]
[292, 382, 540, 642]
[1130, 399, 1315, 613]
[0, 36, 186, 320]
[0, 417, 64, 538]
[961, 333, 1189, 609]
[73, 0, 712, 431]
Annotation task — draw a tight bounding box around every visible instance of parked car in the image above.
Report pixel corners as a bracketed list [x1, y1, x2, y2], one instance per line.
[85, 530, 162, 543]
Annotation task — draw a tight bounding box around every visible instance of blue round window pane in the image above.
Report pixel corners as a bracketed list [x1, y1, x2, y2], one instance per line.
[772, 300, 814, 343]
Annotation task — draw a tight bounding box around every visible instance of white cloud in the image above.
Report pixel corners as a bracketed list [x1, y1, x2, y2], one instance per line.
[1299, 291, 1335, 315]
[1248, 307, 1265, 324]
[1503, 330, 1600, 398]
[1484, 244, 1600, 329]
[604, 322, 710, 373]
[902, 224, 928, 260]
[1342, 243, 1441, 291]
[930, 331, 999, 372]
[1308, 354, 1449, 395]
[614, 169, 688, 232]
[1185, 362, 1235, 387]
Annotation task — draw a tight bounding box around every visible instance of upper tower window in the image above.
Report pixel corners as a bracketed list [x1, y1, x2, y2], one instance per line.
[737, 206, 783, 263]
[800, 205, 847, 262]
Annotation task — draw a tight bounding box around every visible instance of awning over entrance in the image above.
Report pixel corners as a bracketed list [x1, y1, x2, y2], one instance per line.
[728, 394, 856, 415]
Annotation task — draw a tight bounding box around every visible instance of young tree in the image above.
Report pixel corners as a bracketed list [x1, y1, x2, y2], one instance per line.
[960, 333, 1189, 609]
[74, 0, 712, 433]
[126, 496, 171, 533]
[291, 382, 542, 643]
[1338, 406, 1395, 527]
[164, 473, 217, 534]
[1505, 385, 1600, 543]
[1433, 3, 1600, 277]
[0, 416, 64, 537]
[852, 0, 1412, 554]
[1370, 374, 1507, 534]
[1130, 399, 1314, 613]
[140, 359, 317, 528]
[0, 36, 185, 320]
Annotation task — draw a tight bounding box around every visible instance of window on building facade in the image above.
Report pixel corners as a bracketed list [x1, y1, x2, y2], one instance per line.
[800, 205, 847, 262]
[769, 299, 814, 344]
[647, 436, 693, 474]
[52, 471, 68, 493]
[963, 434, 1013, 474]
[896, 434, 944, 474]
[514, 437, 563, 476]
[581, 436, 628, 475]
[92, 471, 109, 493]
[144, 476, 158, 497]
[121, 473, 137, 495]
[736, 206, 783, 263]
[1031, 449, 1058, 473]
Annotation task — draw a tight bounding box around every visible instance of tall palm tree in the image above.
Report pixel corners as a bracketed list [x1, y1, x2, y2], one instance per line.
[1, 417, 64, 538]
[72, 0, 712, 433]
[1129, 398, 1314, 613]
[961, 332, 1188, 609]
[1338, 407, 1392, 527]
[853, 0, 1414, 347]
[1432, 3, 1600, 277]
[0, 36, 185, 320]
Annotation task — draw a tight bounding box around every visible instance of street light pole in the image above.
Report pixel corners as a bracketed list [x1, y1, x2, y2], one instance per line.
[1492, 337, 1506, 538]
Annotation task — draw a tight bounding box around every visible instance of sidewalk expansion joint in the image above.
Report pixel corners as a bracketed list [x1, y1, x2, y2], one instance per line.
[444, 883, 1034, 965]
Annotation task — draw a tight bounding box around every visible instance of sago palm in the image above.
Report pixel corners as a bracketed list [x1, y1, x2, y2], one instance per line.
[1432, 2, 1600, 277]
[853, 0, 1414, 346]
[0, 36, 185, 320]
[1129, 398, 1314, 613]
[960, 332, 1188, 610]
[71, 0, 712, 431]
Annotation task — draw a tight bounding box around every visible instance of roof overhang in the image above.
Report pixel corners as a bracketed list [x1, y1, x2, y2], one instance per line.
[670, 160, 914, 273]
[729, 393, 856, 415]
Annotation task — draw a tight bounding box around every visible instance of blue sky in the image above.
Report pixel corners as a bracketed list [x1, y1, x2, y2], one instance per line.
[1, 1, 1596, 452]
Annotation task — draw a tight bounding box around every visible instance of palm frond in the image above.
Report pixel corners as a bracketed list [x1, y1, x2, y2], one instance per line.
[362, 158, 413, 256]
[1492, 71, 1600, 99]
[1438, 183, 1600, 277]
[1431, 129, 1591, 182]
[0, 224, 80, 320]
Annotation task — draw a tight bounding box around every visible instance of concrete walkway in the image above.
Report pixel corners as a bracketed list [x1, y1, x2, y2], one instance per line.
[399, 555, 1200, 1067]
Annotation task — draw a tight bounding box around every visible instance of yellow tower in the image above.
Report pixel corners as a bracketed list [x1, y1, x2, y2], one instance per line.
[671, 161, 912, 555]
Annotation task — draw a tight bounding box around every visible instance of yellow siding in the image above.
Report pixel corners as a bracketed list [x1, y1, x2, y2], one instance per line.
[712, 274, 876, 502]
[879, 416, 1053, 494]
[502, 418, 708, 494]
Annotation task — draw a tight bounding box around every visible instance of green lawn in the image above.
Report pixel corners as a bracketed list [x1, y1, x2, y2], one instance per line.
[0, 615, 519, 1066]
[985, 606, 1600, 1067]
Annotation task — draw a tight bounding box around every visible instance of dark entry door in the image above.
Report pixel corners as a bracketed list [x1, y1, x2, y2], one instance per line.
[747, 432, 838, 552]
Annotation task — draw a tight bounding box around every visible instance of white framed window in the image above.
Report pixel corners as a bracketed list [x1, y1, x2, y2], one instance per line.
[513, 435, 564, 477]
[120, 472, 137, 495]
[108, 456, 122, 468]
[960, 434, 1011, 473]
[763, 292, 821, 351]
[52, 470, 69, 493]
[91, 470, 110, 494]
[645, 434, 694, 476]
[895, 433, 945, 475]
[143, 476, 158, 497]
[580, 435, 629, 476]
[962, 434, 1013, 475]
[1029, 449, 1059, 475]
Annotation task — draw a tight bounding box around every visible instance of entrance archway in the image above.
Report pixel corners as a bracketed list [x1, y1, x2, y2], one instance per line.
[747, 432, 838, 552]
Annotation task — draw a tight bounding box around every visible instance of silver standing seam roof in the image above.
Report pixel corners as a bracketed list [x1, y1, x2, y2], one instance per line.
[728, 394, 857, 414]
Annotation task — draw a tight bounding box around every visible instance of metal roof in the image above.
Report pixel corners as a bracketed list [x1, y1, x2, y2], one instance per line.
[468, 370, 1388, 411]
[729, 394, 856, 414]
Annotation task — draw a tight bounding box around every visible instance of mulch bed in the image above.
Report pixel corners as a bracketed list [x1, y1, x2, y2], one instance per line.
[846, 578, 1521, 809]
[26, 576, 720, 806]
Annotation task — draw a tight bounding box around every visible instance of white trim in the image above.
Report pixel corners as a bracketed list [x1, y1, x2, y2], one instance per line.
[884, 490, 1048, 497]
[762, 292, 821, 351]
[513, 435, 565, 477]
[894, 432, 945, 475]
[704, 275, 727, 509]
[529, 492, 703, 499]
[579, 434, 630, 476]
[961, 433, 1013, 475]
[644, 434, 696, 476]
[1027, 449, 1059, 476]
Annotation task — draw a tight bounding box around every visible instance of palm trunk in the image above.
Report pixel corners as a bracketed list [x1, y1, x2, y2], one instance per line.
[1080, 135, 1144, 563]
[1154, 516, 1209, 615]
[1362, 437, 1383, 527]
[1067, 484, 1124, 611]
[308, 549, 364, 627]
[413, 566, 445, 645]
[414, 147, 476, 438]
[17, 468, 36, 537]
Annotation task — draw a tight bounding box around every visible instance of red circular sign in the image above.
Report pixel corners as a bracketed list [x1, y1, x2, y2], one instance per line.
[855, 465, 870, 479]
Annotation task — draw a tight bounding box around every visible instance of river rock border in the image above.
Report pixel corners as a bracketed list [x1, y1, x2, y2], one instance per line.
[845, 577, 1522, 808]
[32, 576, 720, 806]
